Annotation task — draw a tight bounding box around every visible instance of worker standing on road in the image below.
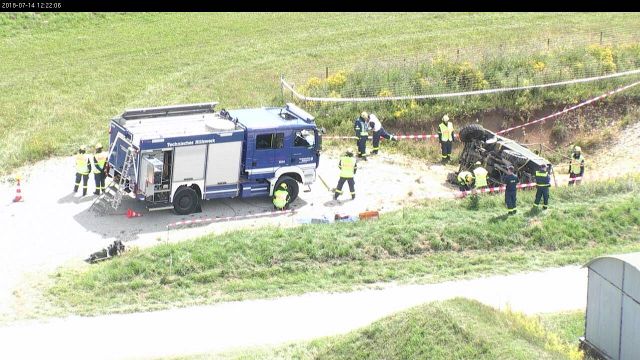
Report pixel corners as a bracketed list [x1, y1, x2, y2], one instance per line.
[472, 161, 488, 190]
[457, 170, 474, 191]
[273, 183, 290, 211]
[73, 145, 91, 197]
[568, 145, 585, 186]
[502, 165, 519, 215]
[437, 114, 455, 164]
[534, 164, 551, 210]
[354, 111, 370, 161]
[92, 143, 108, 195]
[368, 113, 397, 155]
[334, 149, 357, 200]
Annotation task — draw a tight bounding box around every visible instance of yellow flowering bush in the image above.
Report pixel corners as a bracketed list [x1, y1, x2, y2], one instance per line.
[587, 45, 617, 73]
[305, 76, 323, 89]
[327, 71, 347, 89]
[504, 307, 584, 360]
[378, 89, 393, 97]
[533, 61, 546, 72]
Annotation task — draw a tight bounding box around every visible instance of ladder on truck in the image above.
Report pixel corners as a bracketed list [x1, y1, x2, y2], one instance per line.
[90, 136, 137, 214]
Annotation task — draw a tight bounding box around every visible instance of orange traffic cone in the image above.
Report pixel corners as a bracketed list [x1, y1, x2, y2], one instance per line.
[126, 208, 143, 218]
[13, 176, 23, 202]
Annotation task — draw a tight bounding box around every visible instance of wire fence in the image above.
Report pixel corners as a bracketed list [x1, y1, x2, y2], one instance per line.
[281, 25, 640, 102]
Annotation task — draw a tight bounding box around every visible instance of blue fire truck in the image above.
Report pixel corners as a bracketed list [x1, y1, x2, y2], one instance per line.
[104, 102, 321, 215]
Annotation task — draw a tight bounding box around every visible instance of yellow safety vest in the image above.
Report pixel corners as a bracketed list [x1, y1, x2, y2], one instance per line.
[273, 189, 288, 209]
[457, 171, 474, 186]
[339, 156, 356, 178]
[569, 155, 584, 175]
[473, 167, 488, 188]
[75, 154, 90, 175]
[439, 121, 454, 142]
[93, 152, 108, 174]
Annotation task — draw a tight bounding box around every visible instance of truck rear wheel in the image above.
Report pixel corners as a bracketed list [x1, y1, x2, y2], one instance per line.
[275, 176, 299, 203]
[173, 186, 199, 215]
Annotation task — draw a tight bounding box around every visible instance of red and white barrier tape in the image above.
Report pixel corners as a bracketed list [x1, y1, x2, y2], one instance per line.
[322, 80, 640, 140]
[324, 133, 457, 140]
[455, 176, 584, 198]
[167, 209, 294, 229]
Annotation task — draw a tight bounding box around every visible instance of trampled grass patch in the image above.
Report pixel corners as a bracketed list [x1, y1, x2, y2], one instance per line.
[46, 176, 640, 316]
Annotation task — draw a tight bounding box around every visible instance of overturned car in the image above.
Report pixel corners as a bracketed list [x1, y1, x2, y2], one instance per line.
[447, 124, 552, 187]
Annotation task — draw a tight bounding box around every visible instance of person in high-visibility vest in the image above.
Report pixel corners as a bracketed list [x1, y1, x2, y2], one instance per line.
[437, 114, 455, 164]
[334, 149, 357, 200]
[568, 145, 585, 186]
[457, 170, 474, 191]
[501, 165, 519, 215]
[273, 183, 290, 210]
[472, 161, 488, 189]
[368, 113, 397, 155]
[354, 111, 370, 161]
[92, 143, 108, 195]
[73, 145, 91, 196]
[534, 163, 551, 210]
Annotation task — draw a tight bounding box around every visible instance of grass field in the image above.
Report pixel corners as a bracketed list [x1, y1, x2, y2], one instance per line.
[2, 13, 640, 174]
[46, 176, 640, 316]
[173, 299, 583, 360]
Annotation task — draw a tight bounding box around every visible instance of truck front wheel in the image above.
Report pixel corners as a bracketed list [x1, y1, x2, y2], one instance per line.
[275, 176, 299, 203]
[173, 186, 199, 215]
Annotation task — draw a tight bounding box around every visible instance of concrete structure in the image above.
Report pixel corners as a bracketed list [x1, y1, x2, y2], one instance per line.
[582, 253, 640, 360]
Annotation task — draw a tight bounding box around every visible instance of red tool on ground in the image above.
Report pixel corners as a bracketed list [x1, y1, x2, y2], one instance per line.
[13, 176, 23, 202]
[126, 208, 143, 218]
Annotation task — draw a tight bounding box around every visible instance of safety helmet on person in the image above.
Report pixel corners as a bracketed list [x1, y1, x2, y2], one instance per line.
[442, 114, 449, 122]
[95, 143, 103, 151]
[361, 111, 369, 120]
[574, 146, 581, 153]
[280, 183, 288, 190]
[79, 145, 86, 153]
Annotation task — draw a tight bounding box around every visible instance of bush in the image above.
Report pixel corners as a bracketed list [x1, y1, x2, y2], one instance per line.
[550, 121, 570, 142]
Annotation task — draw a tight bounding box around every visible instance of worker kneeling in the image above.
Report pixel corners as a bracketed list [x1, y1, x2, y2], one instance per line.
[457, 170, 474, 191]
[273, 183, 291, 211]
[334, 149, 357, 200]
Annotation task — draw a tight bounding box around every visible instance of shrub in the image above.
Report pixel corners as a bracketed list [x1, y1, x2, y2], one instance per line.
[550, 121, 570, 142]
[327, 71, 347, 90]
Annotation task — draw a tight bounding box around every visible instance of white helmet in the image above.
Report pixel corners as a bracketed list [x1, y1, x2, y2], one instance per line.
[361, 111, 369, 120]
[442, 114, 449, 122]
[574, 145, 581, 152]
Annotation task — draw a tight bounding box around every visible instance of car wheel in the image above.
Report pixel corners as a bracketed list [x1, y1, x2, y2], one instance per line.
[459, 124, 489, 143]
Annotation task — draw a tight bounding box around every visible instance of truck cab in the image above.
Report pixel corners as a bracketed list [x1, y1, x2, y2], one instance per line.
[106, 102, 321, 215]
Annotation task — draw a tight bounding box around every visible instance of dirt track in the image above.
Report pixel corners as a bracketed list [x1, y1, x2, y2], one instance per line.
[0, 265, 587, 359]
[0, 149, 455, 320]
